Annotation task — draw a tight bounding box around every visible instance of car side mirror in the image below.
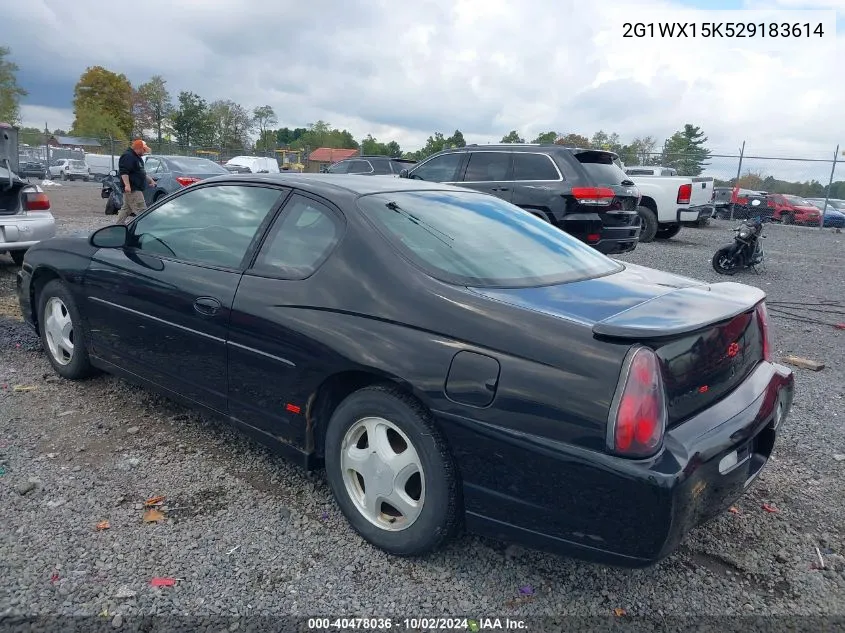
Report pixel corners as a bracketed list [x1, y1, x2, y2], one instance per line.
[90, 224, 128, 248]
[398, 169, 410, 178]
[109, 169, 117, 177]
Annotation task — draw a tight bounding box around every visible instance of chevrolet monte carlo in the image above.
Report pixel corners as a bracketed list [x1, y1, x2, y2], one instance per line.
[16, 174, 794, 567]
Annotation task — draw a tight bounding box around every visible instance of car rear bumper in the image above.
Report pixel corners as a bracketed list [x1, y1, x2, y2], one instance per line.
[559, 213, 641, 255]
[678, 204, 714, 224]
[1, 214, 56, 251]
[436, 360, 794, 567]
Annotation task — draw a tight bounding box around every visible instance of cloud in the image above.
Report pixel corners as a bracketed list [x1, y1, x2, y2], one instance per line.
[8, 0, 844, 183]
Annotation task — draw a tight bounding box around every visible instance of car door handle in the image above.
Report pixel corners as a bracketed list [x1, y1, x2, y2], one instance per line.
[193, 297, 221, 316]
[492, 187, 509, 192]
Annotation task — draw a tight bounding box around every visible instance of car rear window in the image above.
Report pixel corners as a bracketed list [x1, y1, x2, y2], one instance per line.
[168, 157, 229, 173]
[70, 160, 86, 168]
[356, 190, 622, 288]
[574, 151, 631, 185]
[391, 160, 415, 173]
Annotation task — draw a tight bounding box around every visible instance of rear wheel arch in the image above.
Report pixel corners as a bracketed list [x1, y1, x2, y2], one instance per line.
[306, 370, 439, 464]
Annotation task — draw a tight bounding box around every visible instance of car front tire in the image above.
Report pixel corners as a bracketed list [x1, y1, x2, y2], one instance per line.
[324, 385, 462, 556]
[37, 279, 96, 380]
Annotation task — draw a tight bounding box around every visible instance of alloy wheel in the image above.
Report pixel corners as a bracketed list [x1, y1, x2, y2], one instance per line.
[340, 416, 425, 531]
[43, 296, 74, 365]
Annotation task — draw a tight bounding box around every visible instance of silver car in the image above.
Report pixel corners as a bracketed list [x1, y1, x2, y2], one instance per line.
[1, 167, 56, 266]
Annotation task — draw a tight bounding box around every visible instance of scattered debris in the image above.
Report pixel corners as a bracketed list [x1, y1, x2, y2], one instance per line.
[13, 385, 37, 392]
[729, 506, 740, 514]
[150, 577, 176, 587]
[614, 608, 627, 617]
[144, 495, 165, 507]
[126, 426, 140, 435]
[816, 547, 826, 570]
[835, 323, 845, 330]
[518, 585, 534, 595]
[58, 410, 76, 417]
[834, 454, 845, 462]
[775, 550, 789, 563]
[111, 613, 123, 628]
[114, 586, 137, 600]
[50, 573, 59, 583]
[0, 467, 5, 477]
[142, 508, 165, 523]
[762, 504, 779, 513]
[782, 355, 825, 371]
[96, 520, 110, 531]
[46, 453, 57, 459]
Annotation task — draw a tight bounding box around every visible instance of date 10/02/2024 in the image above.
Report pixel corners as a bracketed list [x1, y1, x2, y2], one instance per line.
[622, 22, 826, 38]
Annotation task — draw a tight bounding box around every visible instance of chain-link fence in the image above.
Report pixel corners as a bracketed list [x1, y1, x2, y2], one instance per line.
[17, 134, 309, 171]
[627, 144, 843, 229]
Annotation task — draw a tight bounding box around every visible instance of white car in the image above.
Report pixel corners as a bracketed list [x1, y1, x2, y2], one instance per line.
[48, 158, 91, 181]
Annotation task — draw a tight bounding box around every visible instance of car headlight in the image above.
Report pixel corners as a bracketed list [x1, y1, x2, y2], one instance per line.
[739, 229, 751, 238]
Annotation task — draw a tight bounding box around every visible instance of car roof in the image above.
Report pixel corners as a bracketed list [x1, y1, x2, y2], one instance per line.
[199, 172, 482, 196]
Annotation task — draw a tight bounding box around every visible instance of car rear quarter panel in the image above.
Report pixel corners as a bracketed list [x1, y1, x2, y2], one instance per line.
[238, 224, 632, 457]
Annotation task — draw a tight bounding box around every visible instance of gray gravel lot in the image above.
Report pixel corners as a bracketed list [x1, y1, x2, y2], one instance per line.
[1, 185, 844, 624]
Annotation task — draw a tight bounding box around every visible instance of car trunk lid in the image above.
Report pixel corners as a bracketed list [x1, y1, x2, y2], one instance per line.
[468, 263, 767, 425]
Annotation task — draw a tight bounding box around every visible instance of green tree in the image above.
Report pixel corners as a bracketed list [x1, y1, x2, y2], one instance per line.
[71, 66, 134, 140]
[276, 126, 307, 146]
[289, 121, 359, 152]
[446, 129, 466, 147]
[171, 91, 212, 149]
[208, 100, 252, 150]
[252, 105, 277, 153]
[136, 75, 173, 150]
[555, 133, 590, 147]
[501, 130, 524, 143]
[532, 131, 558, 144]
[361, 134, 403, 157]
[0, 47, 27, 125]
[661, 124, 711, 176]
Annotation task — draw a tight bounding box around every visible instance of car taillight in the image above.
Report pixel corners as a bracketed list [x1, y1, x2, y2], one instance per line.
[176, 177, 200, 187]
[608, 347, 666, 458]
[23, 191, 51, 211]
[571, 187, 615, 206]
[677, 184, 692, 204]
[756, 302, 771, 362]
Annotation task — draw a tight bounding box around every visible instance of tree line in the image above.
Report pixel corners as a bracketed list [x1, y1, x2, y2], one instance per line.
[2, 48, 842, 196]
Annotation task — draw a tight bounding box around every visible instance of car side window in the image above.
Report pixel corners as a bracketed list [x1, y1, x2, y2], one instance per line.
[327, 161, 349, 174]
[513, 153, 560, 181]
[144, 158, 161, 173]
[408, 153, 463, 182]
[347, 160, 374, 174]
[129, 184, 284, 269]
[250, 194, 344, 280]
[463, 152, 512, 182]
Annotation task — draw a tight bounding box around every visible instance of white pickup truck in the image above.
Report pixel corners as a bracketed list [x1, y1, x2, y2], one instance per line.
[618, 164, 715, 242]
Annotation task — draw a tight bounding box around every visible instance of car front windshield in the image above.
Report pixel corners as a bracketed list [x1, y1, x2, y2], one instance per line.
[356, 190, 623, 288]
[784, 195, 812, 206]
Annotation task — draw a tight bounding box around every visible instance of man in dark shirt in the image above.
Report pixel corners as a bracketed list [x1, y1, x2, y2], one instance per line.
[116, 139, 154, 224]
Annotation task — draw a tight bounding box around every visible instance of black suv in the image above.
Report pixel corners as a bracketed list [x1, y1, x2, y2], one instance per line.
[324, 155, 417, 176]
[398, 144, 641, 254]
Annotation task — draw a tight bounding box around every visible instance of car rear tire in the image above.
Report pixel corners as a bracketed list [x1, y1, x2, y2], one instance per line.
[655, 224, 682, 240]
[324, 385, 461, 557]
[637, 206, 658, 242]
[782, 212, 794, 225]
[37, 280, 96, 380]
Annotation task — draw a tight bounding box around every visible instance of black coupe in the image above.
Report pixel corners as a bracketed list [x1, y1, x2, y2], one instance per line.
[16, 174, 794, 567]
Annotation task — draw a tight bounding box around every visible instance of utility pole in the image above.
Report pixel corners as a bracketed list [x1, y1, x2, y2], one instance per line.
[820, 144, 839, 230]
[730, 140, 745, 221]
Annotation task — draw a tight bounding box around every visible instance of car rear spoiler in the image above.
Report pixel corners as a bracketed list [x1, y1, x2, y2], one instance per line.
[592, 282, 766, 339]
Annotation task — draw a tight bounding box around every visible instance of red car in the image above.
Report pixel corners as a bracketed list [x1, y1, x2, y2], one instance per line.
[766, 193, 822, 225]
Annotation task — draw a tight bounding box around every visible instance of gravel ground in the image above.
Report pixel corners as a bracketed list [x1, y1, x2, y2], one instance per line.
[1, 184, 844, 625]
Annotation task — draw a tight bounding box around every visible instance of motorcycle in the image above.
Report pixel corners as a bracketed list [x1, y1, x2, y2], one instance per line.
[711, 198, 771, 275]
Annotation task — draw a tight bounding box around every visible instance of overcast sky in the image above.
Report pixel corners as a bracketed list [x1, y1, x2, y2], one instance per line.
[7, 0, 844, 182]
